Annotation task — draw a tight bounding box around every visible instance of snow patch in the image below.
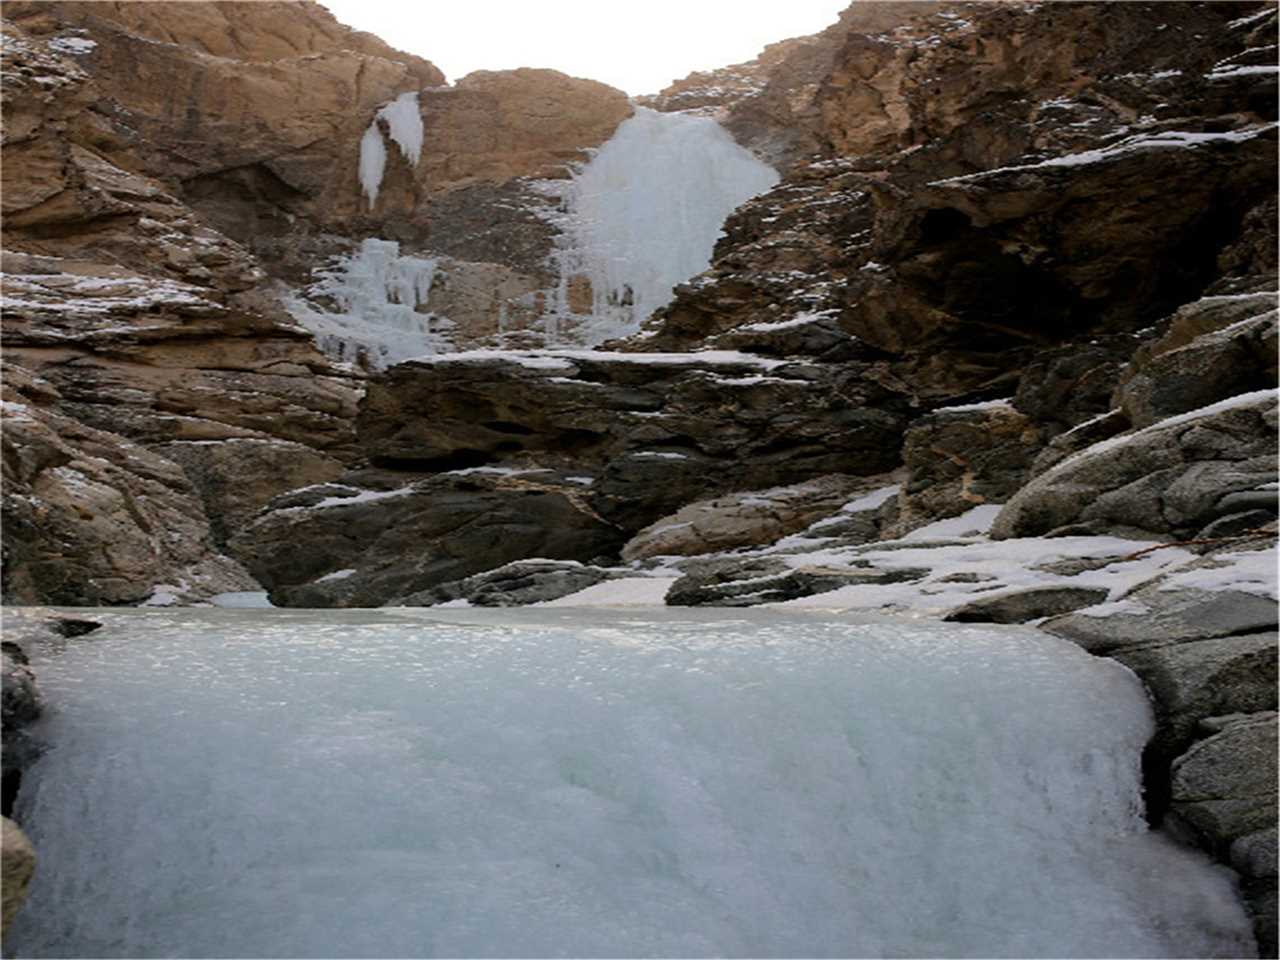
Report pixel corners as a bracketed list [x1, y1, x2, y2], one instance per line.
[903, 505, 1004, 541]
[841, 485, 901, 514]
[931, 398, 1015, 415]
[540, 576, 677, 606]
[315, 569, 357, 584]
[47, 36, 97, 55]
[1156, 548, 1278, 600]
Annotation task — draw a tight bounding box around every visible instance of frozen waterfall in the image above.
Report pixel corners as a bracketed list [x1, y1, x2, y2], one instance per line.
[283, 238, 451, 370]
[547, 106, 780, 343]
[7, 608, 1256, 959]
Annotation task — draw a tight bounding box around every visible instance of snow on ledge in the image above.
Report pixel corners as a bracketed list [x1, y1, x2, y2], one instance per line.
[539, 577, 677, 607]
[1048, 389, 1278, 475]
[930, 398, 1015, 415]
[402, 348, 790, 370]
[930, 123, 1279, 185]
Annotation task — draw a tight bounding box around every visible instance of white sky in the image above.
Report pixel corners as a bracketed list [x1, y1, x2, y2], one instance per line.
[319, 0, 850, 96]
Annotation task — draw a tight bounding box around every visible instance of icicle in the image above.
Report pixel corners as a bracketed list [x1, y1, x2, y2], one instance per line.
[359, 123, 387, 208]
[357, 92, 424, 210]
[378, 92, 424, 166]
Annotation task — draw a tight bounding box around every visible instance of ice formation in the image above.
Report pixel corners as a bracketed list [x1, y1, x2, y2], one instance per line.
[284, 238, 450, 370]
[9, 608, 1255, 959]
[358, 124, 387, 208]
[359, 92, 424, 208]
[547, 106, 779, 343]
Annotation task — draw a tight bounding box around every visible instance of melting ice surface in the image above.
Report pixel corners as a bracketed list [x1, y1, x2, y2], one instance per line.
[9, 608, 1255, 959]
[548, 106, 780, 342]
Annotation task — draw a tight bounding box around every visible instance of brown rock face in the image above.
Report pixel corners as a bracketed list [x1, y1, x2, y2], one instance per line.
[644, 2, 942, 170]
[633, 1, 1278, 403]
[1, 364, 258, 605]
[3, 1, 631, 311]
[887, 400, 1043, 538]
[1, 816, 36, 933]
[419, 70, 632, 191]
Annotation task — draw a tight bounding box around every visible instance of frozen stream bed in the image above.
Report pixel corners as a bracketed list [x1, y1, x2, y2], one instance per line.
[7, 607, 1255, 958]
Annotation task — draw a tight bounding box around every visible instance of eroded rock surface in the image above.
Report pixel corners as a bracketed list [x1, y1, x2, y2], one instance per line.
[621, 474, 893, 561]
[2, 364, 258, 605]
[228, 471, 626, 608]
[991, 391, 1278, 540]
[357, 351, 908, 532]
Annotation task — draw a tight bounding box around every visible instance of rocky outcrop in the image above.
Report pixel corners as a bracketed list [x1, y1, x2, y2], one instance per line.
[991, 390, 1277, 540]
[643, 2, 941, 170]
[227, 471, 626, 608]
[402, 559, 624, 608]
[4, 0, 633, 336]
[1, 815, 36, 932]
[1115, 292, 1278, 430]
[3, 0, 443, 228]
[2, 364, 258, 605]
[633, 2, 1277, 406]
[620, 474, 892, 561]
[885, 400, 1042, 537]
[153, 439, 344, 548]
[356, 351, 908, 532]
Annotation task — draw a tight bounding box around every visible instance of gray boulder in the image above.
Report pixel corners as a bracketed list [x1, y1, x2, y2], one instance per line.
[1169, 713, 1279, 960]
[402, 560, 621, 607]
[943, 586, 1109, 624]
[885, 400, 1042, 538]
[620, 474, 893, 561]
[1169, 711, 1277, 856]
[1115, 294, 1278, 430]
[228, 470, 627, 607]
[666, 556, 927, 607]
[991, 390, 1278, 540]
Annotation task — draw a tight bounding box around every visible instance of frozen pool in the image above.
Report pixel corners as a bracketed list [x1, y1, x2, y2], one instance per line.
[5, 607, 1256, 958]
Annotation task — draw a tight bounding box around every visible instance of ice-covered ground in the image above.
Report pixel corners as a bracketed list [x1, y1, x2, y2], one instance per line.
[9, 608, 1254, 959]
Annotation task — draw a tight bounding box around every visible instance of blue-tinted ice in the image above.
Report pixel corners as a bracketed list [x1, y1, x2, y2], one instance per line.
[7, 608, 1256, 958]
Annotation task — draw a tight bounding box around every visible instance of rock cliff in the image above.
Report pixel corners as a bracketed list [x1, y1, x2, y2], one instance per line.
[0, 0, 630, 601]
[1, 1, 1276, 949]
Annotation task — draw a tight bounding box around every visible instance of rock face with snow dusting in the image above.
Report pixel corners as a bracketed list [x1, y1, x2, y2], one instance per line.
[1, 0, 1277, 951]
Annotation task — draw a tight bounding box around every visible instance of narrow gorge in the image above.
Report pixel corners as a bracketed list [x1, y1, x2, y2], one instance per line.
[1, 1, 1277, 957]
